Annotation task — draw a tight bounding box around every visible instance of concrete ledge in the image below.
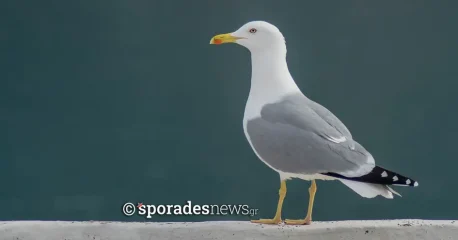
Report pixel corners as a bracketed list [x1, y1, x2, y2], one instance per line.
[0, 220, 456, 240]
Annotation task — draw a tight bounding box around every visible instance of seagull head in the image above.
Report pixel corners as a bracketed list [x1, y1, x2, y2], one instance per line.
[210, 21, 286, 54]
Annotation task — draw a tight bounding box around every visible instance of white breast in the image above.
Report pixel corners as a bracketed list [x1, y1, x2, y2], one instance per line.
[240, 47, 303, 178]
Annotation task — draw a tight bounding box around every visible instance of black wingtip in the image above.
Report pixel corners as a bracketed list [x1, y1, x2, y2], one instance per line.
[322, 166, 419, 187]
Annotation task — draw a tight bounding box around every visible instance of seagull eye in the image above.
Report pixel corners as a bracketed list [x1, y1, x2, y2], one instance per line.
[249, 28, 257, 34]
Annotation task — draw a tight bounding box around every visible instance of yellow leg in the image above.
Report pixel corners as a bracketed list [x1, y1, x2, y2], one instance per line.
[251, 180, 286, 224]
[285, 180, 317, 225]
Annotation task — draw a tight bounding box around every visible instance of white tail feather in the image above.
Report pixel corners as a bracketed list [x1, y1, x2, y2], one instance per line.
[339, 179, 401, 199]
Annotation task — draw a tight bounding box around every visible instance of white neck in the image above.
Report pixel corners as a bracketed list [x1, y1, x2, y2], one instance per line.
[244, 48, 301, 120]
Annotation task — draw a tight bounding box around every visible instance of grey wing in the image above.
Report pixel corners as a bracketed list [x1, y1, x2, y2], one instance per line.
[306, 98, 352, 140]
[246, 94, 374, 177]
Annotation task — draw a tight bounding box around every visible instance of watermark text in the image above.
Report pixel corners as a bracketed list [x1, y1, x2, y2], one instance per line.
[122, 201, 258, 218]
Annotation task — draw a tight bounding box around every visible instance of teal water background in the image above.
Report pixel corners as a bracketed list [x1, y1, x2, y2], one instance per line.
[2, 1, 458, 221]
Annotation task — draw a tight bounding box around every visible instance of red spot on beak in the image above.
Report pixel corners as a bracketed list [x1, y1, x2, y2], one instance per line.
[213, 39, 223, 44]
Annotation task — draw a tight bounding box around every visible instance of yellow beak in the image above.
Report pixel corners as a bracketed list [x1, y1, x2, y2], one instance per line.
[209, 33, 243, 45]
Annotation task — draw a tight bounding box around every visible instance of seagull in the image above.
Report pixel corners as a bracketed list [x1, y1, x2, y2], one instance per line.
[209, 21, 418, 225]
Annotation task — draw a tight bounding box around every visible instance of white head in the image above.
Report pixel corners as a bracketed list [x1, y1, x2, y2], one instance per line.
[210, 21, 286, 54]
[210, 21, 299, 101]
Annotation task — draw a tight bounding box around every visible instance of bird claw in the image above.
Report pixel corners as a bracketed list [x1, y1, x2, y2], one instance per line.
[284, 218, 312, 225]
[251, 218, 282, 225]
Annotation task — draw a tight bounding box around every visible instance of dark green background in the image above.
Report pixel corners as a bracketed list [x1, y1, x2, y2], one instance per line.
[2, 1, 458, 221]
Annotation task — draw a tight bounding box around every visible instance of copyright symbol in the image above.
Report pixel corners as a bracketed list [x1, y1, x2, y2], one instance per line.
[122, 202, 136, 216]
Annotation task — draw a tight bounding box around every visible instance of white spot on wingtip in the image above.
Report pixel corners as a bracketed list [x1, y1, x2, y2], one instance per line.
[406, 179, 411, 185]
[393, 175, 398, 181]
[381, 171, 388, 177]
[414, 181, 419, 187]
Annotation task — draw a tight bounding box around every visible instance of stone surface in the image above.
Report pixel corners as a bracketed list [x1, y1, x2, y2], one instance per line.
[0, 220, 457, 240]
